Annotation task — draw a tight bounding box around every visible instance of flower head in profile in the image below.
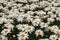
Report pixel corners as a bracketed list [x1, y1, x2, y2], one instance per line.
[4, 23, 14, 29]
[0, 17, 7, 24]
[26, 16, 33, 22]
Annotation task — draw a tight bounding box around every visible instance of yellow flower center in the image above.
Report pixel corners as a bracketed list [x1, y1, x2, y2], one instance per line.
[9, 25, 13, 28]
[42, 24, 46, 26]
[21, 26, 25, 28]
[28, 18, 31, 20]
[37, 32, 41, 35]
[56, 30, 60, 34]
[28, 27, 31, 30]
[34, 22, 38, 24]
[0, 38, 2, 40]
[58, 18, 60, 20]
[20, 34, 25, 38]
[5, 30, 8, 33]
[51, 37, 56, 40]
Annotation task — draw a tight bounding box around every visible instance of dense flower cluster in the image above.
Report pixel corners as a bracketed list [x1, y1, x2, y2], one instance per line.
[0, 0, 60, 40]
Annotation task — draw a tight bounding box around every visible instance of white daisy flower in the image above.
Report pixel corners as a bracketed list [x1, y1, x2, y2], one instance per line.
[50, 14, 57, 18]
[28, 0, 39, 2]
[17, 4, 23, 8]
[49, 35, 58, 40]
[17, 32, 29, 40]
[6, 19, 13, 23]
[26, 25, 35, 33]
[54, 29, 60, 35]
[47, 11, 53, 15]
[17, 14, 25, 22]
[53, 3, 58, 6]
[29, 3, 39, 10]
[16, 24, 27, 31]
[26, 16, 33, 22]
[17, 0, 27, 3]
[56, 17, 60, 21]
[43, 15, 49, 19]
[27, 11, 34, 15]
[49, 25, 59, 32]
[50, 7, 56, 12]
[47, 18, 55, 22]
[4, 23, 14, 29]
[32, 19, 40, 26]
[35, 29, 43, 37]
[0, 35, 8, 40]
[39, 38, 49, 40]
[36, 10, 46, 15]
[0, 17, 7, 24]
[58, 37, 60, 40]
[33, 16, 40, 19]
[1, 29, 11, 35]
[40, 22, 48, 28]
[44, 7, 51, 11]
